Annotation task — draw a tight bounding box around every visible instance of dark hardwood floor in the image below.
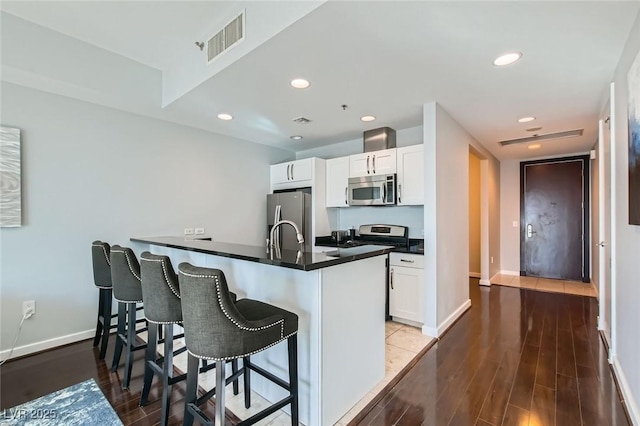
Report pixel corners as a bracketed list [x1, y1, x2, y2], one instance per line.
[1, 281, 630, 426]
[352, 280, 630, 426]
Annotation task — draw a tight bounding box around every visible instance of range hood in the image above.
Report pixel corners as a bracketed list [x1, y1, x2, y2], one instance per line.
[363, 127, 396, 152]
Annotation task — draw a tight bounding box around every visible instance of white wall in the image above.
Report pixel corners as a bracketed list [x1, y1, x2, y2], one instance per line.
[0, 83, 291, 357]
[500, 160, 521, 274]
[423, 102, 501, 335]
[609, 12, 640, 425]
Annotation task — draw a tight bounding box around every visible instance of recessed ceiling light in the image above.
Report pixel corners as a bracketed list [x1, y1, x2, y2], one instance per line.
[493, 52, 522, 66]
[290, 79, 310, 89]
[217, 113, 233, 121]
[290, 135, 303, 140]
[518, 116, 536, 123]
[361, 115, 376, 122]
[528, 143, 541, 150]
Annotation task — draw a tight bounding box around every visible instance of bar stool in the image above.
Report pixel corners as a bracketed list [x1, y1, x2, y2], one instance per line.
[138, 252, 239, 426]
[91, 241, 117, 360]
[178, 262, 299, 426]
[110, 245, 148, 389]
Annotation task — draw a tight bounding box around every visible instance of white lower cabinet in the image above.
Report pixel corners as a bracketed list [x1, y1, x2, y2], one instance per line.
[389, 253, 424, 323]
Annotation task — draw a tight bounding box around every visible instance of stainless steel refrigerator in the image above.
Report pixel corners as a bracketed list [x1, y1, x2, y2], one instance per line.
[267, 191, 312, 252]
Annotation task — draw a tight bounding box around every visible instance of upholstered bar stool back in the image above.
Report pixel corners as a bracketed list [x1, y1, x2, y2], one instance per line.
[91, 240, 114, 360]
[138, 252, 184, 426]
[110, 245, 143, 304]
[109, 245, 147, 389]
[179, 263, 299, 426]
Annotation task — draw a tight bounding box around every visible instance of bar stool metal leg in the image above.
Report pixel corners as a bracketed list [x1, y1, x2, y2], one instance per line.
[111, 302, 126, 372]
[140, 322, 158, 406]
[99, 289, 113, 360]
[160, 325, 174, 426]
[183, 354, 199, 426]
[93, 289, 104, 348]
[288, 335, 299, 425]
[123, 302, 137, 388]
[243, 356, 251, 409]
[215, 360, 226, 426]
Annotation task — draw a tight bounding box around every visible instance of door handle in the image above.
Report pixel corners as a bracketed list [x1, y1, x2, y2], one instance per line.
[383, 183, 387, 202]
[390, 268, 394, 289]
[345, 187, 348, 205]
[291, 163, 294, 180]
[597, 241, 606, 247]
[398, 184, 402, 204]
[400, 259, 414, 263]
[372, 155, 376, 174]
[527, 224, 536, 238]
[366, 156, 370, 174]
[287, 164, 291, 180]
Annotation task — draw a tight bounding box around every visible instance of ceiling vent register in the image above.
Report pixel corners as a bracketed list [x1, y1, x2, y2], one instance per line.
[498, 129, 584, 146]
[207, 10, 245, 63]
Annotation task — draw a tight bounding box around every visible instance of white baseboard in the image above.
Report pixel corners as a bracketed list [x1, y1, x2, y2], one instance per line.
[0, 329, 94, 362]
[500, 270, 520, 276]
[612, 356, 640, 426]
[422, 299, 472, 338]
[469, 272, 481, 278]
[479, 279, 491, 286]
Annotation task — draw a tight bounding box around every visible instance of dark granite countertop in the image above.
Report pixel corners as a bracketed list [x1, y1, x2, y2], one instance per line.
[130, 236, 393, 271]
[314, 236, 424, 255]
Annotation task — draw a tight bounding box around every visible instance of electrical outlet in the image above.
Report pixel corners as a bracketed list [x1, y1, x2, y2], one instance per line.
[23, 300, 35, 319]
[194, 227, 205, 235]
[491, 256, 494, 264]
[512, 221, 518, 228]
[184, 228, 194, 235]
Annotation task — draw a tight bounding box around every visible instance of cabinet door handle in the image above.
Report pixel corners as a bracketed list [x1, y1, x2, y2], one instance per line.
[291, 163, 294, 180]
[345, 187, 348, 205]
[390, 268, 394, 289]
[287, 164, 291, 180]
[398, 184, 402, 204]
[400, 259, 414, 263]
[372, 155, 376, 174]
[366, 156, 370, 174]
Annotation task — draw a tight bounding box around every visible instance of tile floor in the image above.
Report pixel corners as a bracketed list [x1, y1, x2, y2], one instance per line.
[145, 322, 435, 425]
[491, 274, 598, 297]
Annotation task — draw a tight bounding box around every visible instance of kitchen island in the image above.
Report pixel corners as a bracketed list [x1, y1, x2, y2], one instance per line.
[130, 236, 392, 426]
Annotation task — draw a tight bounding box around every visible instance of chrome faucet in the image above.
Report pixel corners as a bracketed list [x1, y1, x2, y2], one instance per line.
[269, 220, 305, 249]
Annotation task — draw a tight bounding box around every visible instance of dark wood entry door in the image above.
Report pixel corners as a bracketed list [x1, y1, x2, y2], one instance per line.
[521, 158, 589, 281]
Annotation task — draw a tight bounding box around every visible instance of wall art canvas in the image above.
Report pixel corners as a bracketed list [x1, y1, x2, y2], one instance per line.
[0, 126, 22, 227]
[629, 50, 640, 225]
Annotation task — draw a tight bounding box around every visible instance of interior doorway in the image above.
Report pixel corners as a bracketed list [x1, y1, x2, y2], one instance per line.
[469, 151, 481, 278]
[520, 156, 590, 282]
[469, 146, 489, 286]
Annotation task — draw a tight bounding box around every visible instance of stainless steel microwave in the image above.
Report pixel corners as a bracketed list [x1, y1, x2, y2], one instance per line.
[348, 174, 396, 206]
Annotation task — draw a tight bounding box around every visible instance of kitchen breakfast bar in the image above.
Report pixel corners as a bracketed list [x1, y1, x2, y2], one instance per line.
[130, 236, 392, 426]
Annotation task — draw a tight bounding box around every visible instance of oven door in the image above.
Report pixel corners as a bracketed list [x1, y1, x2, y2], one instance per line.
[348, 175, 395, 206]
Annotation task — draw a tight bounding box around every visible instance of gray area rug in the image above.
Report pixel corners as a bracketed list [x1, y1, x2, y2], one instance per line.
[0, 378, 122, 425]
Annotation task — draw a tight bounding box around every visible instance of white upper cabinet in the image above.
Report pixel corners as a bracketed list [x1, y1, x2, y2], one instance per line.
[271, 158, 314, 190]
[349, 148, 397, 177]
[396, 144, 424, 205]
[325, 157, 350, 208]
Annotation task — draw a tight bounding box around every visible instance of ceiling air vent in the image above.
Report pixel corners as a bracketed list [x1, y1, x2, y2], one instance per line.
[293, 117, 312, 124]
[498, 129, 584, 147]
[207, 10, 245, 64]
